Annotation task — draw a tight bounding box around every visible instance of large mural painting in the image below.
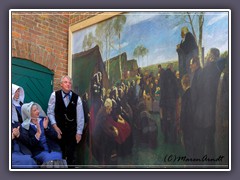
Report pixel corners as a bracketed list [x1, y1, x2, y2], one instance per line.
[71, 10, 230, 169]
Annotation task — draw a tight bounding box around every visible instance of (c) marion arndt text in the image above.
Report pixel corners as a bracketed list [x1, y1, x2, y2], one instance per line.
[164, 154, 224, 163]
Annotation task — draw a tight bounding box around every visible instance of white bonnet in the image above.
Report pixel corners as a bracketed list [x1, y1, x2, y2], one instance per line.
[21, 102, 46, 130]
[104, 98, 112, 108]
[12, 84, 25, 104]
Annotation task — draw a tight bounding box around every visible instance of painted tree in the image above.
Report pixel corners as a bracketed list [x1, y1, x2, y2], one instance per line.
[113, 15, 126, 79]
[133, 45, 149, 67]
[95, 19, 115, 78]
[82, 32, 95, 51]
[186, 12, 204, 66]
[220, 50, 229, 59]
[197, 12, 204, 66]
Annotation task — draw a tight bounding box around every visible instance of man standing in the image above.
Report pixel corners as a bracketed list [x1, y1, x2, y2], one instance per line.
[193, 48, 225, 163]
[189, 57, 202, 111]
[159, 63, 179, 144]
[47, 75, 85, 167]
[176, 26, 198, 78]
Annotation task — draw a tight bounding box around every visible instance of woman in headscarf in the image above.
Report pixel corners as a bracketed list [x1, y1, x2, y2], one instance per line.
[92, 98, 118, 165]
[12, 84, 25, 123]
[21, 102, 63, 165]
[11, 84, 38, 168]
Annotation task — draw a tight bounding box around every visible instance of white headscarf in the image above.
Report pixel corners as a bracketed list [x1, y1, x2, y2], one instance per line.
[12, 84, 25, 123]
[12, 84, 25, 106]
[21, 102, 46, 130]
[104, 98, 112, 108]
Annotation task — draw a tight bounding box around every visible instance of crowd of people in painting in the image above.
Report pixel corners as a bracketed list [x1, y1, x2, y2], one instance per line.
[11, 26, 229, 169]
[87, 47, 228, 166]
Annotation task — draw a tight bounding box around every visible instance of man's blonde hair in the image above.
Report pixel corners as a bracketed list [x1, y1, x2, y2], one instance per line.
[181, 26, 189, 34]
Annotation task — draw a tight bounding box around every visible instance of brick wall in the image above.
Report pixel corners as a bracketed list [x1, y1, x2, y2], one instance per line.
[11, 11, 70, 90]
[11, 11, 101, 90]
[69, 11, 100, 26]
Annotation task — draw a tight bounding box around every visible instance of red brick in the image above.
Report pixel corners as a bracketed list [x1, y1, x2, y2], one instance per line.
[12, 31, 21, 38]
[11, 12, 95, 89]
[12, 49, 17, 57]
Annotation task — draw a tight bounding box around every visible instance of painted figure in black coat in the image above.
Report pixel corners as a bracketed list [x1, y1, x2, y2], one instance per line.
[89, 72, 103, 134]
[180, 74, 193, 159]
[160, 63, 179, 144]
[177, 26, 198, 78]
[189, 57, 202, 116]
[215, 61, 229, 165]
[193, 48, 226, 163]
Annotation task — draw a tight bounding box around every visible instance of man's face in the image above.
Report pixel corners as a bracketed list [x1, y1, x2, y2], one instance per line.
[61, 77, 72, 93]
[206, 52, 214, 63]
[181, 82, 187, 92]
[181, 31, 185, 38]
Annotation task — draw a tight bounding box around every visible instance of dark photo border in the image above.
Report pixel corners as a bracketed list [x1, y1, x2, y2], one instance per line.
[1, 0, 238, 179]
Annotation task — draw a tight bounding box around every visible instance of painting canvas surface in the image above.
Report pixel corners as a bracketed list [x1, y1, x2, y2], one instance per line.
[71, 10, 230, 170]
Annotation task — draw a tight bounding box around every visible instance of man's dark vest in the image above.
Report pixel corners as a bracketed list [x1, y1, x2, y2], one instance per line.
[54, 90, 78, 134]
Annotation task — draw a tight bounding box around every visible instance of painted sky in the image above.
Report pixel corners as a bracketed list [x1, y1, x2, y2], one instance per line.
[72, 11, 229, 67]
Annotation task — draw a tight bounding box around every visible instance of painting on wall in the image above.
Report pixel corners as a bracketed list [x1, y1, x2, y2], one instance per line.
[69, 10, 230, 170]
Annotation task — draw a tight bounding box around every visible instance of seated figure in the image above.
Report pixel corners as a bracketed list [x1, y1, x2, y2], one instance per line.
[12, 121, 38, 169]
[21, 102, 66, 168]
[11, 84, 38, 169]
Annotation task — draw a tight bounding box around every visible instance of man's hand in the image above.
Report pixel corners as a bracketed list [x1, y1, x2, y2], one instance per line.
[52, 124, 62, 139]
[76, 134, 82, 144]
